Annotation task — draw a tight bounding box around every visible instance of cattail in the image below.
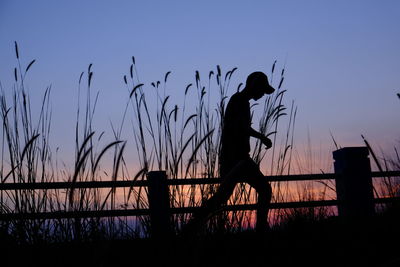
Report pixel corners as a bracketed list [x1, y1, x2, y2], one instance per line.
[14, 41, 19, 59]
[201, 86, 206, 98]
[14, 68, 17, 82]
[208, 71, 214, 80]
[79, 72, 84, 84]
[130, 64, 133, 78]
[174, 105, 178, 122]
[195, 71, 200, 88]
[88, 72, 93, 87]
[185, 83, 192, 95]
[278, 77, 284, 89]
[272, 60, 277, 73]
[217, 65, 221, 77]
[132, 56, 135, 65]
[25, 59, 36, 73]
[164, 71, 171, 83]
[123, 75, 127, 85]
[230, 67, 237, 79]
[224, 71, 231, 81]
[130, 83, 144, 98]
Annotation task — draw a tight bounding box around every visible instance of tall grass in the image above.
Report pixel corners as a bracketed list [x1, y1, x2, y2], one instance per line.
[117, 57, 304, 232]
[358, 93, 400, 205]
[0, 42, 55, 242]
[1, 43, 343, 241]
[120, 62, 239, 231]
[362, 134, 400, 203]
[0, 43, 141, 242]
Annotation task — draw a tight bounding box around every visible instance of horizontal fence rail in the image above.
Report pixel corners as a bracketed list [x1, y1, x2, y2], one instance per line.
[2, 146, 399, 238]
[1, 171, 399, 190]
[1, 171, 399, 221]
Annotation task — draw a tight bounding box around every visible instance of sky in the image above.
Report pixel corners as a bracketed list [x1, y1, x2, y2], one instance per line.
[0, 0, 399, 173]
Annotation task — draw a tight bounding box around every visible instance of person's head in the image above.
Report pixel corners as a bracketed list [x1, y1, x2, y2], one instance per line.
[244, 71, 275, 100]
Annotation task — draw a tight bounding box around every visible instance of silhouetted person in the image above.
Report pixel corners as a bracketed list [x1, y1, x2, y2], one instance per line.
[183, 71, 274, 235]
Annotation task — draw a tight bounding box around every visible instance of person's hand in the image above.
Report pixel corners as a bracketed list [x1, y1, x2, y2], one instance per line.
[261, 136, 272, 149]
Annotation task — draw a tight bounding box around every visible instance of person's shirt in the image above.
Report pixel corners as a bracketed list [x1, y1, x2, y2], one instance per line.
[220, 91, 251, 164]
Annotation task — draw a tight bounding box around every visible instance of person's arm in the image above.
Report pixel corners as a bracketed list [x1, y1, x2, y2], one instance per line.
[249, 127, 262, 139]
[249, 127, 272, 149]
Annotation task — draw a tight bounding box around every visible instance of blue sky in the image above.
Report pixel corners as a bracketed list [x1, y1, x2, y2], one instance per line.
[0, 0, 399, 171]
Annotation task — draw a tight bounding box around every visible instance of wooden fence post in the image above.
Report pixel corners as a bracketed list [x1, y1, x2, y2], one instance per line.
[333, 147, 375, 221]
[147, 171, 172, 238]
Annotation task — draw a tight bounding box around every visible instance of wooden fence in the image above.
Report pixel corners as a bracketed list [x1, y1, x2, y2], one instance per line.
[1, 147, 399, 237]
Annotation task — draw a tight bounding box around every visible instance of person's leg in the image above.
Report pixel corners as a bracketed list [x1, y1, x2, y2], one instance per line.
[191, 179, 236, 224]
[241, 159, 272, 233]
[255, 184, 272, 233]
[181, 161, 247, 235]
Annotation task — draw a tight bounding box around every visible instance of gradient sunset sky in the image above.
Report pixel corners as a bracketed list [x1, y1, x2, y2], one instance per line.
[0, 0, 399, 172]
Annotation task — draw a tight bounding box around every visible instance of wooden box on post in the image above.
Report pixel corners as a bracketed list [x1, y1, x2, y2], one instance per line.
[333, 147, 375, 221]
[147, 171, 172, 238]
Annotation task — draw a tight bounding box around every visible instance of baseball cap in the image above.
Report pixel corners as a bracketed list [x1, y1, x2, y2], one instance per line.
[246, 71, 275, 94]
